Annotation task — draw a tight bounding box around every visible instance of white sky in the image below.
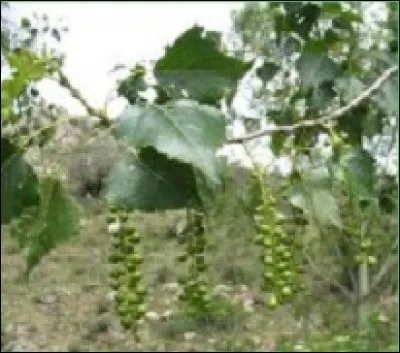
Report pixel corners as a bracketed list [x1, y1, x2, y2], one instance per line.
[9, 1, 244, 117]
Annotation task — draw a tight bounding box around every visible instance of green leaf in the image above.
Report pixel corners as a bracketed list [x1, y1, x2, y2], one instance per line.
[289, 184, 341, 228]
[117, 65, 148, 104]
[310, 81, 336, 110]
[256, 61, 279, 82]
[154, 25, 252, 105]
[1, 137, 18, 165]
[321, 2, 342, 14]
[339, 147, 375, 201]
[1, 142, 39, 225]
[337, 103, 369, 144]
[7, 49, 46, 81]
[283, 2, 303, 14]
[271, 131, 287, 155]
[113, 99, 226, 185]
[296, 53, 342, 88]
[378, 75, 398, 117]
[105, 147, 200, 211]
[11, 177, 81, 276]
[335, 76, 365, 102]
[20, 17, 31, 28]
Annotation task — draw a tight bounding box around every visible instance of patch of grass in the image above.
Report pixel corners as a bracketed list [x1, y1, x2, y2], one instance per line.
[156, 297, 249, 340]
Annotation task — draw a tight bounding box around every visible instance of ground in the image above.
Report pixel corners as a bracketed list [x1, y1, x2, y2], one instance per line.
[1, 206, 397, 352]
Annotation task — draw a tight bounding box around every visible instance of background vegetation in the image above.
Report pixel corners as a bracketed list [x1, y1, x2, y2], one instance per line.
[1, 1, 398, 351]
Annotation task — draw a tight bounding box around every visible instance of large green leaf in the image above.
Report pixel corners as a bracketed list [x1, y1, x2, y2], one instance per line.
[378, 75, 398, 118]
[105, 147, 201, 212]
[289, 184, 341, 228]
[113, 99, 226, 185]
[256, 61, 280, 82]
[1, 139, 39, 225]
[10, 177, 80, 276]
[154, 26, 252, 106]
[289, 166, 341, 228]
[339, 147, 375, 201]
[296, 53, 341, 89]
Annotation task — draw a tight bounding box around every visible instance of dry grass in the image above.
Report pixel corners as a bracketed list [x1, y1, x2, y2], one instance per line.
[1, 211, 299, 352]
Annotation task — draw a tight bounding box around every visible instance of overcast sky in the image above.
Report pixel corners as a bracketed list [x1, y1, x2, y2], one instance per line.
[9, 1, 244, 117]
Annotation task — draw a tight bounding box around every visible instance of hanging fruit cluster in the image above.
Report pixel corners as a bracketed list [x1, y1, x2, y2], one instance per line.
[353, 229, 377, 266]
[253, 170, 304, 309]
[175, 210, 212, 314]
[107, 205, 147, 332]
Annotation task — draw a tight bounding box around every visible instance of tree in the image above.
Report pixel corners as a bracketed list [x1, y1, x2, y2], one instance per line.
[1, 1, 398, 343]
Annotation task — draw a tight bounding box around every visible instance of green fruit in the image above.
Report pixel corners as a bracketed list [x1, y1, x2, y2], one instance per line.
[195, 254, 205, 264]
[282, 270, 293, 279]
[360, 239, 372, 250]
[136, 284, 147, 297]
[267, 294, 278, 309]
[124, 226, 136, 236]
[255, 234, 264, 245]
[202, 294, 212, 303]
[120, 315, 133, 329]
[117, 304, 130, 316]
[263, 255, 274, 265]
[106, 215, 118, 224]
[275, 261, 288, 270]
[197, 284, 208, 294]
[263, 271, 274, 282]
[261, 224, 272, 234]
[109, 252, 124, 264]
[281, 286, 293, 297]
[367, 255, 378, 265]
[263, 237, 273, 247]
[176, 253, 188, 263]
[282, 251, 292, 259]
[126, 271, 142, 286]
[355, 253, 367, 264]
[276, 244, 287, 254]
[136, 303, 147, 316]
[124, 292, 140, 305]
[275, 213, 286, 224]
[110, 265, 126, 279]
[276, 279, 286, 288]
[127, 233, 141, 244]
[196, 263, 207, 272]
[127, 254, 143, 265]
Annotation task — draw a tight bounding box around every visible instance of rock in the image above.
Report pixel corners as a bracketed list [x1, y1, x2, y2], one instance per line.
[212, 284, 233, 296]
[184, 331, 196, 341]
[163, 282, 179, 291]
[4, 339, 38, 352]
[34, 293, 59, 305]
[106, 291, 117, 302]
[243, 298, 254, 313]
[145, 311, 160, 321]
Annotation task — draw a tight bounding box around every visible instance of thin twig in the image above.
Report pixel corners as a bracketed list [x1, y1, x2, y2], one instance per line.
[228, 65, 398, 143]
[56, 70, 111, 127]
[304, 251, 354, 301]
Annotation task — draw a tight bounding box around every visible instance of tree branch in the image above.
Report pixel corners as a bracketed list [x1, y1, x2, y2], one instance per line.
[227, 65, 398, 144]
[56, 69, 111, 128]
[304, 251, 355, 301]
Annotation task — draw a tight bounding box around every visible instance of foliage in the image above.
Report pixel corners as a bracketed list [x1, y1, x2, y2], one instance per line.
[0, 0, 398, 345]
